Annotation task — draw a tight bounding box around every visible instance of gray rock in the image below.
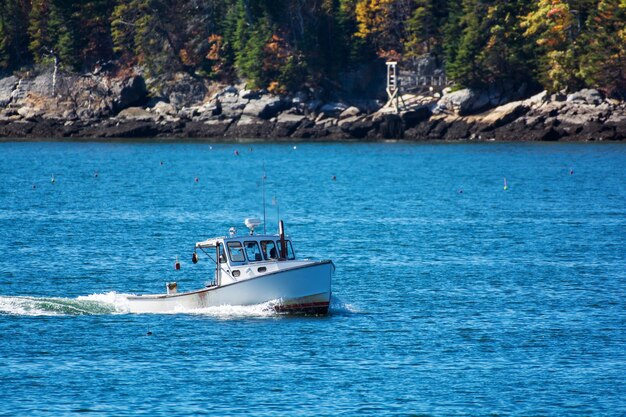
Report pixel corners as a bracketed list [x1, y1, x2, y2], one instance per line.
[566, 89, 604, 106]
[227, 116, 273, 138]
[274, 113, 306, 137]
[194, 106, 219, 121]
[338, 115, 362, 128]
[340, 106, 361, 120]
[117, 107, 155, 122]
[276, 113, 306, 124]
[243, 96, 286, 119]
[0, 76, 18, 106]
[218, 94, 244, 105]
[152, 101, 176, 116]
[112, 76, 147, 112]
[479, 101, 530, 131]
[146, 73, 206, 108]
[29, 72, 54, 96]
[220, 102, 246, 119]
[239, 89, 260, 100]
[339, 116, 376, 139]
[401, 106, 432, 129]
[178, 106, 197, 120]
[218, 86, 238, 97]
[17, 106, 43, 120]
[437, 88, 492, 116]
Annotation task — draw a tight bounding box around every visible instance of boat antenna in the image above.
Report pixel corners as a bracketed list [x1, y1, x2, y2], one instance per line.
[272, 196, 279, 233]
[262, 162, 267, 234]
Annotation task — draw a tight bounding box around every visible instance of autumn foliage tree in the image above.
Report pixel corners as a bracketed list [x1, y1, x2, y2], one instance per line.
[0, 0, 624, 97]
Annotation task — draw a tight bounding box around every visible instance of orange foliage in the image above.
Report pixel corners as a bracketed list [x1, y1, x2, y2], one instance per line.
[267, 81, 281, 94]
[263, 33, 290, 72]
[377, 49, 401, 61]
[206, 34, 223, 61]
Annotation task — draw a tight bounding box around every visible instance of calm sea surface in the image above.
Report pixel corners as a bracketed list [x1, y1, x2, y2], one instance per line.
[0, 142, 624, 416]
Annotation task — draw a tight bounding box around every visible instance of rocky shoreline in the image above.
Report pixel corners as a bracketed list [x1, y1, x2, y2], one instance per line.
[1, 71, 624, 142]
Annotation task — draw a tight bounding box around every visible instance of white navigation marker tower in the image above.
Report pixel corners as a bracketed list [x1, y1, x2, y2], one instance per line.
[385, 61, 405, 113]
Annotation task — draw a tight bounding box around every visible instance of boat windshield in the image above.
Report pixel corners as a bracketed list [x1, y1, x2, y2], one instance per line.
[277, 240, 296, 260]
[227, 241, 245, 262]
[244, 241, 263, 262]
[260, 240, 278, 260]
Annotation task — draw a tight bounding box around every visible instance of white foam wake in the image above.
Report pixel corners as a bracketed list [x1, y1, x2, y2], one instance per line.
[328, 295, 360, 315]
[178, 301, 278, 318]
[0, 293, 358, 317]
[0, 293, 126, 316]
[76, 291, 133, 313]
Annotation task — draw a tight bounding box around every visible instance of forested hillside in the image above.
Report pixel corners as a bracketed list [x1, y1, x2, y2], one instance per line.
[0, 0, 624, 96]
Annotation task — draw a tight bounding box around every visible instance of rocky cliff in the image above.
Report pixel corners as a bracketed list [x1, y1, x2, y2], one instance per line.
[0, 71, 624, 141]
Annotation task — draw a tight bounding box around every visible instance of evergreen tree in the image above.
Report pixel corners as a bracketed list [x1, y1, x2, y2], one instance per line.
[0, 0, 30, 69]
[446, 0, 489, 87]
[28, 0, 52, 64]
[0, 2, 10, 68]
[478, 1, 536, 86]
[581, 0, 626, 96]
[442, 0, 463, 75]
[28, 0, 79, 70]
[404, 0, 436, 59]
[236, 13, 272, 88]
[111, 0, 183, 79]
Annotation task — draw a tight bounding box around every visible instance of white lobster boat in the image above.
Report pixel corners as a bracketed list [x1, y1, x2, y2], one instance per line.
[126, 219, 334, 314]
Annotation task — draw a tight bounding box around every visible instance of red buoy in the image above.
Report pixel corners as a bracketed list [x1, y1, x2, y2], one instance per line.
[174, 256, 181, 270]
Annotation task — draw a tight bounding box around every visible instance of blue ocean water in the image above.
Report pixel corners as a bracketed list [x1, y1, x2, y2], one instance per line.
[0, 141, 624, 416]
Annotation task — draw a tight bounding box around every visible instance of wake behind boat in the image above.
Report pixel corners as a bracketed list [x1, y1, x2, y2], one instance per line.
[126, 219, 334, 314]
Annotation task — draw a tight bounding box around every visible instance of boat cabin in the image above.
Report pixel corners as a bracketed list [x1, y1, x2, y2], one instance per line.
[196, 235, 296, 266]
[194, 219, 299, 286]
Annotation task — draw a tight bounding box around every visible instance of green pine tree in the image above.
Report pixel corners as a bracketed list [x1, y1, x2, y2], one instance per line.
[580, 0, 626, 96]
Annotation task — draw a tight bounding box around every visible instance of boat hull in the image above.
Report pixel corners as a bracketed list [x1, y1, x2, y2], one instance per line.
[126, 260, 333, 314]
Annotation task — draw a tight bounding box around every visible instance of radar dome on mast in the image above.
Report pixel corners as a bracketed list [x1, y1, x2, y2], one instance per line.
[244, 218, 262, 235]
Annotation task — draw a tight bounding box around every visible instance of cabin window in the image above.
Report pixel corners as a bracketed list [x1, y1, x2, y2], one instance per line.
[277, 240, 296, 260]
[227, 241, 245, 262]
[244, 241, 263, 262]
[260, 240, 278, 260]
